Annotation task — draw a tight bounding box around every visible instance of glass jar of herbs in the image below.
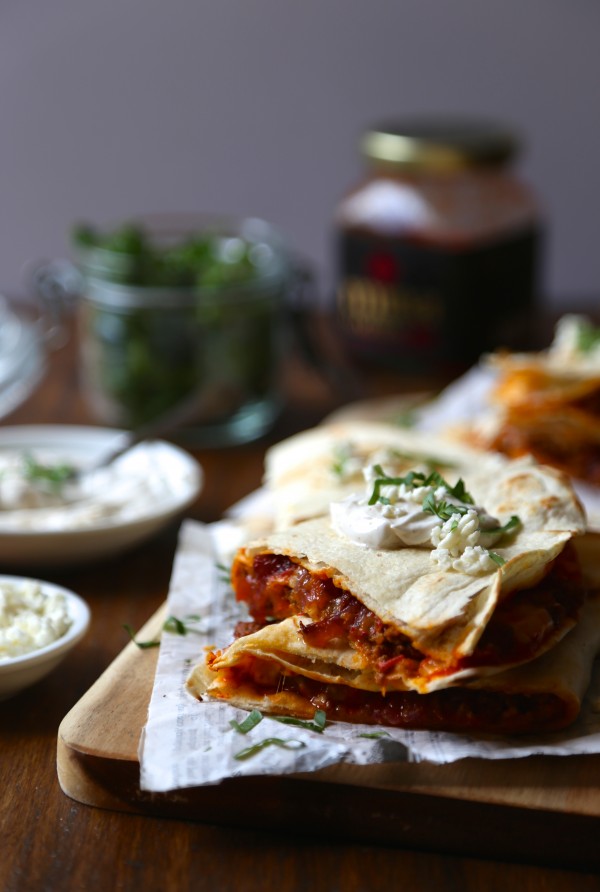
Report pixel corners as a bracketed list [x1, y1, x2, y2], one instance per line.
[56, 216, 291, 445]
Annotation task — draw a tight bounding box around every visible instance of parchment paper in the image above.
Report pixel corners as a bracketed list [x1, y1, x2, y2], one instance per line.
[139, 518, 600, 794]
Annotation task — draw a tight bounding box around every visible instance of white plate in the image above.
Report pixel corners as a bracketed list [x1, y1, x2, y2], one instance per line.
[0, 298, 45, 420]
[0, 577, 90, 700]
[0, 425, 203, 566]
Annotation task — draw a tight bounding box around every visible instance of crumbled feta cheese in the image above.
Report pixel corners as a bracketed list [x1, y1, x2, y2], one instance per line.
[431, 545, 499, 575]
[0, 580, 72, 659]
[431, 509, 481, 554]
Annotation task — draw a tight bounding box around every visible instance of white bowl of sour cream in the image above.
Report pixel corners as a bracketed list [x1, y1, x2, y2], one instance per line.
[0, 425, 203, 566]
[0, 576, 90, 700]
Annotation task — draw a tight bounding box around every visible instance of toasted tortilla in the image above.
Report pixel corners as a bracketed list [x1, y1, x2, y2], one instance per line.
[188, 591, 600, 735]
[264, 420, 517, 529]
[451, 317, 600, 485]
[239, 518, 576, 659]
[239, 449, 585, 660]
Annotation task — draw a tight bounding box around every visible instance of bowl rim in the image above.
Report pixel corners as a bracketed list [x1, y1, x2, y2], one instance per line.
[0, 576, 90, 671]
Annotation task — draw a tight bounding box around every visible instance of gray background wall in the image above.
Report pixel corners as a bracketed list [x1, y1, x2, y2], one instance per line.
[2, 0, 599, 309]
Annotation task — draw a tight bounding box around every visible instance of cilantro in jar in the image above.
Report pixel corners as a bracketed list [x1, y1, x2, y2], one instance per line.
[71, 221, 269, 289]
[72, 218, 287, 442]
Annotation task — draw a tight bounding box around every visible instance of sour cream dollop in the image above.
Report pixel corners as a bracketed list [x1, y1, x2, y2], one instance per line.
[330, 489, 443, 549]
[0, 444, 195, 532]
[330, 464, 513, 575]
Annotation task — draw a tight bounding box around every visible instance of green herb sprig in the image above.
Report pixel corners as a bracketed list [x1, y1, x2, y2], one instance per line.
[369, 465, 474, 510]
[230, 709, 263, 734]
[272, 709, 327, 734]
[233, 738, 305, 761]
[123, 624, 160, 649]
[229, 708, 327, 759]
[577, 319, 600, 354]
[22, 454, 75, 491]
[492, 515, 521, 538]
[124, 613, 203, 649]
[358, 730, 391, 739]
[422, 492, 469, 524]
[331, 443, 354, 478]
[216, 562, 232, 584]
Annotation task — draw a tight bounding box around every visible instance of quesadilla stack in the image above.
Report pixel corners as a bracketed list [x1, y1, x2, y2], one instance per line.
[188, 424, 600, 736]
[462, 314, 600, 486]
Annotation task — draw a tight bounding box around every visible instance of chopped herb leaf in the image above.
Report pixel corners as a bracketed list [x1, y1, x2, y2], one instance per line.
[331, 443, 353, 478]
[358, 731, 391, 739]
[123, 623, 160, 649]
[230, 709, 263, 734]
[368, 465, 474, 509]
[487, 551, 506, 567]
[233, 737, 305, 760]
[272, 709, 327, 733]
[22, 454, 75, 491]
[391, 408, 418, 428]
[495, 515, 521, 537]
[123, 612, 203, 647]
[368, 466, 427, 505]
[216, 562, 232, 584]
[163, 615, 188, 635]
[163, 613, 203, 635]
[422, 492, 469, 522]
[447, 477, 474, 505]
[577, 320, 600, 353]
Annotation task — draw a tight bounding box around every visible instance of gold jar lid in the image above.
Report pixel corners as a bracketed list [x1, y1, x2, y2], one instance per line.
[361, 118, 519, 171]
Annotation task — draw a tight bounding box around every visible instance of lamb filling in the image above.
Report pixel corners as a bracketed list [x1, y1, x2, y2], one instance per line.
[207, 654, 570, 735]
[232, 544, 584, 684]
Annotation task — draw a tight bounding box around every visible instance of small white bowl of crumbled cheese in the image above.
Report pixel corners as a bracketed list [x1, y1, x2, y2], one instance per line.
[0, 576, 90, 700]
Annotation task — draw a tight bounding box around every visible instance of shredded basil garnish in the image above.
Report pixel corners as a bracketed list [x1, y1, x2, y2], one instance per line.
[358, 730, 391, 739]
[22, 454, 75, 491]
[163, 616, 188, 635]
[422, 492, 470, 523]
[482, 515, 520, 568]
[447, 477, 474, 505]
[216, 562, 232, 584]
[163, 614, 203, 635]
[123, 623, 160, 649]
[493, 515, 521, 537]
[577, 320, 600, 354]
[233, 737, 305, 760]
[230, 709, 263, 734]
[368, 466, 426, 505]
[368, 466, 474, 509]
[124, 613, 203, 648]
[331, 443, 354, 478]
[391, 407, 418, 428]
[272, 709, 327, 733]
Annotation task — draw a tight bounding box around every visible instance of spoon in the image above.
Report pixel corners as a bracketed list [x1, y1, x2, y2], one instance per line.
[22, 388, 211, 497]
[73, 387, 213, 480]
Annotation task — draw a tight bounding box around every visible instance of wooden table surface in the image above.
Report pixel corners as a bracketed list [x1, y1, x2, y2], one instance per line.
[1, 314, 600, 892]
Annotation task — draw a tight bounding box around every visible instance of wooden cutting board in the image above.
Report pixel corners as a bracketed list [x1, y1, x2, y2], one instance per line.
[57, 604, 600, 869]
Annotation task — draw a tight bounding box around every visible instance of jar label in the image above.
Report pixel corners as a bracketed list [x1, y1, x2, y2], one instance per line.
[336, 227, 541, 373]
